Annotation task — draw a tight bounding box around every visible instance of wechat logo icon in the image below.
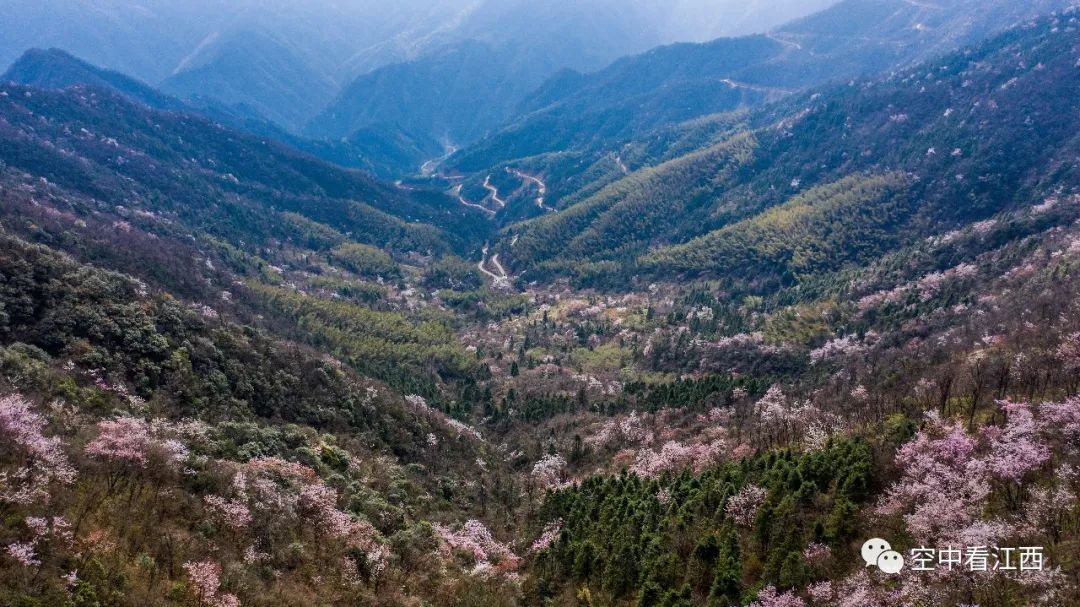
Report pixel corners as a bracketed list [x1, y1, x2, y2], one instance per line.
[862, 538, 904, 574]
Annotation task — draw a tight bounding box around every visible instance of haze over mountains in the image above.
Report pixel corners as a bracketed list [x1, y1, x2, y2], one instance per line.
[0, 0, 838, 137]
[451, 0, 1076, 173]
[4, 0, 1072, 182]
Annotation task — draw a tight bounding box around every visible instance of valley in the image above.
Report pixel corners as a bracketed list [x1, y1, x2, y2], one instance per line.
[1, 2, 1080, 607]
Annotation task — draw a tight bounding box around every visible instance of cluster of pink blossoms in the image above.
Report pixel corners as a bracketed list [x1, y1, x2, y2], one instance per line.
[876, 412, 995, 545]
[809, 336, 866, 364]
[750, 585, 806, 607]
[5, 516, 73, 570]
[226, 457, 386, 574]
[876, 400, 1067, 546]
[84, 416, 195, 470]
[433, 519, 520, 577]
[0, 394, 76, 505]
[726, 484, 768, 527]
[403, 394, 483, 440]
[530, 520, 563, 553]
[985, 401, 1050, 483]
[585, 410, 654, 449]
[530, 454, 569, 490]
[629, 439, 727, 478]
[1039, 397, 1080, 445]
[182, 560, 240, 607]
[203, 495, 253, 530]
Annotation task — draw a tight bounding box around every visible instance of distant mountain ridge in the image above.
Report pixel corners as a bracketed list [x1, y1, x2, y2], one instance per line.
[449, 0, 1075, 174]
[1, 49, 444, 178]
[301, 0, 848, 146]
[0, 79, 491, 258]
[0, 0, 840, 144]
[159, 28, 338, 132]
[3, 48, 189, 112]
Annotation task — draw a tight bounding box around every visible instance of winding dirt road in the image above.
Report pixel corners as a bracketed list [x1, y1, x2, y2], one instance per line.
[478, 244, 509, 285]
[453, 184, 495, 216]
[508, 168, 555, 213]
[482, 176, 507, 208]
[720, 78, 793, 96]
[766, 32, 803, 51]
[420, 145, 459, 177]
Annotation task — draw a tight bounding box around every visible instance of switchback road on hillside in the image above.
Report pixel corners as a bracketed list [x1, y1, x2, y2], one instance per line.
[508, 168, 556, 213]
[478, 244, 510, 288]
[482, 176, 507, 208]
[453, 184, 496, 216]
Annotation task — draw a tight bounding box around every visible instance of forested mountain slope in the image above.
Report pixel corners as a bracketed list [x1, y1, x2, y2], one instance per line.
[449, 0, 1073, 175]
[497, 11, 1080, 292]
[2, 49, 445, 179]
[3, 5, 1080, 607]
[158, 29, 338, 133]
[0, 82, 487, 252]
[3, 49, 190, 113]
[0, 78, 523, 606]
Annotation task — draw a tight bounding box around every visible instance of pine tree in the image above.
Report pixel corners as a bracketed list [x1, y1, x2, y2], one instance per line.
[707, 525, 742, 606]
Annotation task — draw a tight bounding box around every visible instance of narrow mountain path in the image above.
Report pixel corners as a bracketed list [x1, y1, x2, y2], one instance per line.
[489, 253, 507, 278]
[720, 78, 794, 96]
[479, 244, 510, 287]
[453, 184, 495, 216]
[899, 0, 942, 8]
[509, 168, 556, 213]
[482, 176, 507, 208]
[766, 32, 803, 51]
[478, 245, 499, 279]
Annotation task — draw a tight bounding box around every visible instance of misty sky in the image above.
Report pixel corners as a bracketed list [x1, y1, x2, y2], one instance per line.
[0, 0, 839, 83]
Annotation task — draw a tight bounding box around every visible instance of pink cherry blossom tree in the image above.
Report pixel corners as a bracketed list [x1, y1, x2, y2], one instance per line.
[1039, 397, 1080, 447]
[530, 520, 563, 553]
[433, 519, 520, 577]
[183, 560, 240, 607]
[84, 417, 153, 467]
[876, 413, 993, 545]
[530, 454, 568, 490]
[203, 495, 253, 530]
[750, 585, 806, 607]
[0, 394, 76, 505]
[84, 416, 196, 477]
[726, 484, 768, 527]
[985, 402, 1050, 493]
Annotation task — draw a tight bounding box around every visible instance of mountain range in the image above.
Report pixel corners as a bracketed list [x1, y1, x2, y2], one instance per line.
[2, 2, 1080, 606]
[1, 48, 446, 179]
[0, 1, 841, 142]
[450, 0, 1075, 174]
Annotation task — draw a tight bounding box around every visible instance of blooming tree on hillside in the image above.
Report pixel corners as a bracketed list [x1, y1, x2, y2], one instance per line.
[726, 484, 768, 527]
[876, 412, 994, 545]
[0, 394, 76, 505]
[183, 560, 240, 607]
[433, 519, 520, 578]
